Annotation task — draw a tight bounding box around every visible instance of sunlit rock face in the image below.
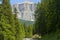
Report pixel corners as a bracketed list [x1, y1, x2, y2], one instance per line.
[13, 1, 36, 21]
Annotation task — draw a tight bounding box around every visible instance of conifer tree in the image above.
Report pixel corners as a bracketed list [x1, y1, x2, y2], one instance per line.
[1, 0, 16, 40]
[25, 25, 33, 38]
[35, 0, 60, 36]
[35, 2, 47, 35]
[14, 8, 25, 40]
[28, 26, 33, 38]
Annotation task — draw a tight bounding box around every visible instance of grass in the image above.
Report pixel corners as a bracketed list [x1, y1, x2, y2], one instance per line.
[39, 30, 60, 40]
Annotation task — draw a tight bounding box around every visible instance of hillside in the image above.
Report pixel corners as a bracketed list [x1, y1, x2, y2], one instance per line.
[20, 19, 34, 26]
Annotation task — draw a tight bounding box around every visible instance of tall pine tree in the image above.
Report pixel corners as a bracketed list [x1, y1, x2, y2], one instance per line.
[1, 0, 15, 40]
[14, 7, 25, 40]
[35, 0, 60, 36]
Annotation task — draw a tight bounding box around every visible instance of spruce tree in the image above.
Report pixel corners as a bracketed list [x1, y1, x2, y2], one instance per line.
[1, 0, 16, 40]
[14, 8, 25, 40]
[35, 2, 47, 35]
[0, 0, 26, 40]
[35, 0, 60, 36]
[28, 26, 33, 38]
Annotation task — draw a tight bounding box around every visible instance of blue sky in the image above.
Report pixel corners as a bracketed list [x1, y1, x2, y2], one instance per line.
[10, 0, 41, 5]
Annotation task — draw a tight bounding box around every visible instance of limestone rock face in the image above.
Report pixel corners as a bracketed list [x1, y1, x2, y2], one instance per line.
[13, 1, 36, 21]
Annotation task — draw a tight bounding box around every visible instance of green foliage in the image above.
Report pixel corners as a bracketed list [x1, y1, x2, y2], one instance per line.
[25, 25, 33, 38]
[34, 2, 47, 35]
[0, 0, 34, 40]
[0, 0, 16, 40]
[14, 7, 25, 40]
[34, 0, 60, 36]
[39, 30, 60, 40]
[0, 0, 25, 40]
